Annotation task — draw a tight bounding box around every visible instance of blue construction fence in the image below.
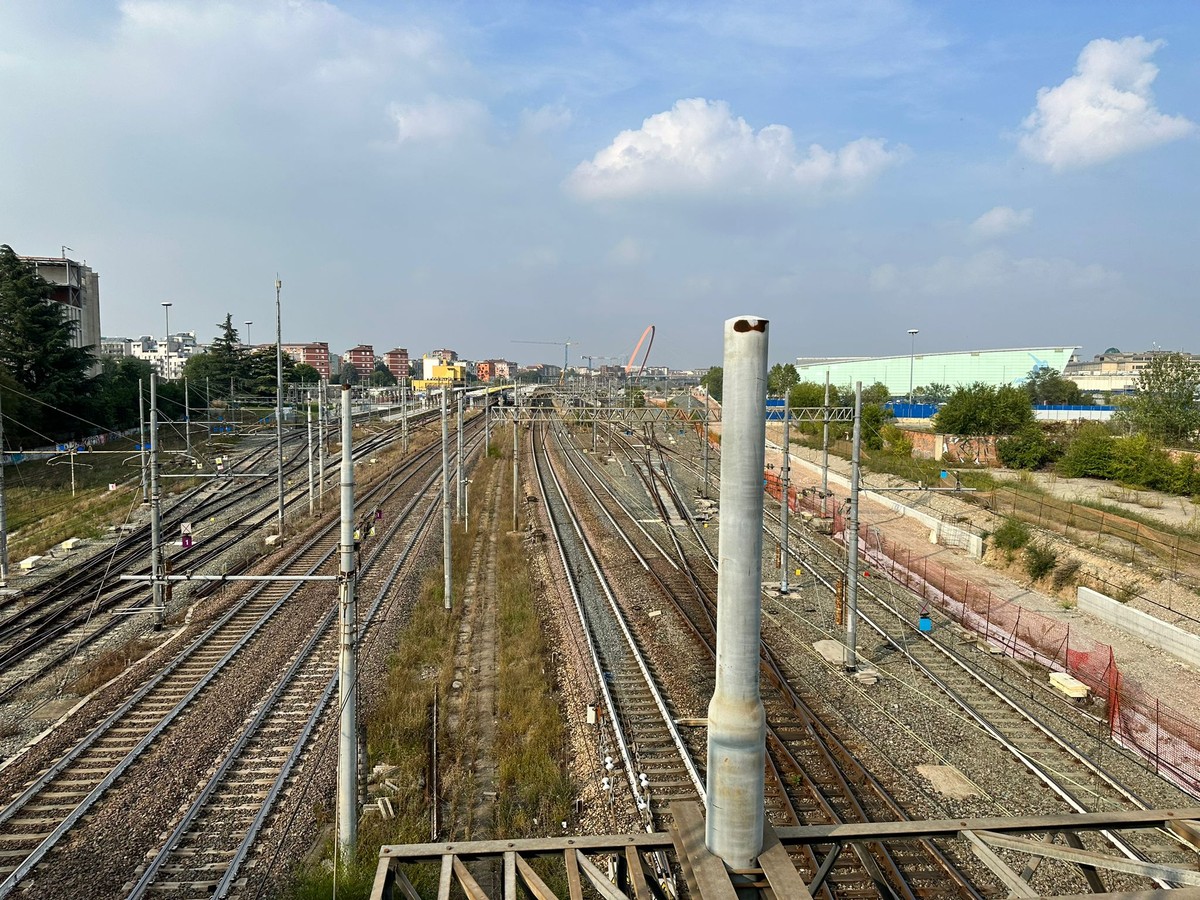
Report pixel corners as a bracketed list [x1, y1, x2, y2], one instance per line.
[767, 398, 1118, 423]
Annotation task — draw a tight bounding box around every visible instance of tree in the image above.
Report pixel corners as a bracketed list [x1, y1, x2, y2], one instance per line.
[933, 383, 1034, 436]
[838, 382, 890, 406]
[914, 382, 952, 403]
[1024, 366, 1086, 405]
[1114, 352, 1200, 445]
[181, 314, 246, 390]
[0, 245, 95, 408]
[788, 380, 839, 410]
[242, 347, 296, 396]
[341, 362, 360, 385]
[767, 363, 798, 396]
[370, 361, 397, 387]
[292, 363, 320, 384]
[699, 366, 723, 402]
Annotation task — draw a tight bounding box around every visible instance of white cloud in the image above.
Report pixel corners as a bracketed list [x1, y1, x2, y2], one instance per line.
[566, 98, 904, 200]
[968, 206, 1033, 241]
[870, 249, 1117, 298]
[518, 246, 558, 268]
[607, 237, 646, 265]
[1018, 36, 1195, 170]
[390, 97, 488, 143]
[520, 103, 573, 135]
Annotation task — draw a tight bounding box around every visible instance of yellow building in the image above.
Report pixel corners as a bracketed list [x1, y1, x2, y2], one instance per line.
[412, 363, 466, 392]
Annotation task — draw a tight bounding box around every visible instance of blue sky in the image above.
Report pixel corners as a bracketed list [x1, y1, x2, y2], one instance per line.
[1, 1, 1197, 369]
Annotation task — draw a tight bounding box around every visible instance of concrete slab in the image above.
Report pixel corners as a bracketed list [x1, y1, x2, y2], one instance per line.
[918, 764, 980, 800]
[813, 640, 845, 665]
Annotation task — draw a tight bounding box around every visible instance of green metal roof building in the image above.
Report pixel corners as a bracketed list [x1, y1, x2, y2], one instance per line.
[794, 347, 1078, 396]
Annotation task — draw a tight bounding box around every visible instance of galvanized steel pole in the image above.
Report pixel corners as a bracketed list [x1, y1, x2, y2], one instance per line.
[184, 377, 191, 457]
[705, 315, 768, 869]
[0, 392, 8, 585]
[702, 385, 710, 499]
[306, 401, 314, 516]
[149, 374, 164, 628]
[402, 384, 409, 454]
[511, 405, 519, 532]
[274, 277, 285, 536]
[845, 381, 862, 672]
[139, 379, 148, 503]
[318, 378, 326, 510]
[441, 391, 452, 611]
[456, 393, 464, 519]
[821, 372, 830, 501]
[779, 400, 791, 595]
[336, 382, 358, 855]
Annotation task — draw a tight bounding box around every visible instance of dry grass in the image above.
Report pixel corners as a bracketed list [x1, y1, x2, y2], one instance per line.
[66, 638, 160, 695]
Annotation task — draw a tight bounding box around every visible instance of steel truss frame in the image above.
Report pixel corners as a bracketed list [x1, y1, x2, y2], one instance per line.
[500, 405, 855, 424]
[368, 803, 1200, 899]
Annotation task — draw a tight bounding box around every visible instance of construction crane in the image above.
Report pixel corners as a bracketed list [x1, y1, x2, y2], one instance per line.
[580, 354, 618, 376]
[512, 339, 574, 384]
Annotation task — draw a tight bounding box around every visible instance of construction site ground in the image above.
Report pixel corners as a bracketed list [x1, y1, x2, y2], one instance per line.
[761, 421, 1200, 731]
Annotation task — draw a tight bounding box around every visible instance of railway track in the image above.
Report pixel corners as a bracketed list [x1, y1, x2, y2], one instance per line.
[633, 415, 1199, 891]
[532, 419, 704, 830]
[0, 408, 476, 898]
[0, 411, 438, 702]
[124, 474, 444, 898]
[551, 421, 979, 898]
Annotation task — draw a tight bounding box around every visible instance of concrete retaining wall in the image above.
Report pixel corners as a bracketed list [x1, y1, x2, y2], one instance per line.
[1077, 586, 1200, 670]
[783, 448, 984, 558]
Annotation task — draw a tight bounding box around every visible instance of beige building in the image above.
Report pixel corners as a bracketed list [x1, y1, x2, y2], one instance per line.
[21, 254, 101, 374]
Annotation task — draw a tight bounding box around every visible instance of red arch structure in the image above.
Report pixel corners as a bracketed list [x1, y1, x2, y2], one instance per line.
[625, 325, 655, 378]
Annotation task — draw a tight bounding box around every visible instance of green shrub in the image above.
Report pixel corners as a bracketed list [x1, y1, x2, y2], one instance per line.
[1057, 423, 1114, 478]
[992, 517, 1031, 555]
[1024, 542, 1058, 581]
[997, 423, 1059, 470]
[1109, 433, 1172, 489]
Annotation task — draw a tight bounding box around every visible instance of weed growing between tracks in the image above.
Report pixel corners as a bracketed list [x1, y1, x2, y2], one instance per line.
[494, 490, 572, 837]
[287, 425, 573, 898]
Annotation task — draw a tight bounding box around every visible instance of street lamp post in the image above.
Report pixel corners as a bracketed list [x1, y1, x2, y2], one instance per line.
[162, 302, 173, 379]
[907, 328, 919, 407]
[245, 321, 253, 348]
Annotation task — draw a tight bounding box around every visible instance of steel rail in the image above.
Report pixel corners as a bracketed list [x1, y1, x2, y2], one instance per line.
[0, 411, 437, 694]
[656, 424, 1186, 889]
[126, 468, 445, 898]
[580, 420, 982, 898]
[0, 429, 448, 895]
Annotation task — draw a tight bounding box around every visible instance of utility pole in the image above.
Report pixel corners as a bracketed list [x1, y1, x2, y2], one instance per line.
[702, 385, 710, 499]
[307, 401, 314, 516]
[336, 382, 358, 857]
[821, 372, 830, 503]
[318, 377, 327, 510]
[705, 315, 768, 868]
[401, 384, 409, 454]
[139, 379, 149, 504]
[844, 381, 862, 672]
[779, 399, 791, 595]
[512, 397, 519, 532]
[0, 392, 8, 586]
[275, 277, 285, 536]
[456, 394, 464, 519]
[149, 374, 165, 629]
[184, 377, 191, 457]
[441, 391, 452, 611]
